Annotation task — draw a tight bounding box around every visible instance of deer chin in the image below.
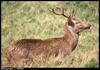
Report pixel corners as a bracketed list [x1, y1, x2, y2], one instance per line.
[84, 26, 91, 29]
[77, 27, 90, 33]
[76, 29, 84, 34]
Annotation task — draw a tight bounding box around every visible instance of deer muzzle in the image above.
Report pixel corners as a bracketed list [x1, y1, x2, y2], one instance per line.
[84, 24, 91, 29]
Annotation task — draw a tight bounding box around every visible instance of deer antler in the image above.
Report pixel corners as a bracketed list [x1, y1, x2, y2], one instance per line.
[70, 8, 76, 17]
[52, 7, 69, 18]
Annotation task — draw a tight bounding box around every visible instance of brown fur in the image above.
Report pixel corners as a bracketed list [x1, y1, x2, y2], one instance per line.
[4, 8, 91, 67]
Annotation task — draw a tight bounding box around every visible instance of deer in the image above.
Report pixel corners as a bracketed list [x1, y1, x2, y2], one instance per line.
[4, 7, 91, 67]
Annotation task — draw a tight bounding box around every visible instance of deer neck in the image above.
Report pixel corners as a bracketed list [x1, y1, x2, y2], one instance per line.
[64, 24, 79, 51]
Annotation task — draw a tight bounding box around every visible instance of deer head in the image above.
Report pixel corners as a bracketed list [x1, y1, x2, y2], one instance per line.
[52, 7, 91, 34]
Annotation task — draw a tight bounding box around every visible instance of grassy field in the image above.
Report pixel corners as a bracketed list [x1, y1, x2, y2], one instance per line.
[1, 1, 99, 68]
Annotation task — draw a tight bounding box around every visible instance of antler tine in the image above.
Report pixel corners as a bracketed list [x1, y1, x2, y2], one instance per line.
[70, 8, 76, 17]
[52, 7, 68, 18]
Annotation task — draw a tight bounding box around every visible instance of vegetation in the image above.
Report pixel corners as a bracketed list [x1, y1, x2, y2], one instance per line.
[1, 1, 99, 68]
[85, 58, 99, 68]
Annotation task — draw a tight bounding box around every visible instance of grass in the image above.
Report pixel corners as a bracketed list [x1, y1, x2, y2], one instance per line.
[1, 1, 99, 68]
[85, 58, 99, 68]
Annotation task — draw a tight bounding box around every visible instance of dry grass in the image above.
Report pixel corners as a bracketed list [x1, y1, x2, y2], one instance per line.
[1, 1, 99, 68]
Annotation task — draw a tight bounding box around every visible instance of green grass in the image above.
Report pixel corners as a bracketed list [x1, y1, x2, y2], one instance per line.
[1, 1, 99, 68]
[85, 58, 99, 68]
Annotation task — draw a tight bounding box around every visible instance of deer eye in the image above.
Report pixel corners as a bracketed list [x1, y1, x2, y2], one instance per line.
[76, 22, 79, 24]
[76, 21, 80, 24]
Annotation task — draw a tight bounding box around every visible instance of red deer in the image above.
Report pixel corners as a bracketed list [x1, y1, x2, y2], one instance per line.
[4, 7, 91, 67]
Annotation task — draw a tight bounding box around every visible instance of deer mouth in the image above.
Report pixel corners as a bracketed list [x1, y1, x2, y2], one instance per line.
[84, 24, 91, 29]
[84, 27, 90, 29]
[77, 24, 91, 33]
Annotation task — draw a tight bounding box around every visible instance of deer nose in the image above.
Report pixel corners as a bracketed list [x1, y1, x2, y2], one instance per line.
[88, 24, 91, 28]
[86, 24, 91, 29]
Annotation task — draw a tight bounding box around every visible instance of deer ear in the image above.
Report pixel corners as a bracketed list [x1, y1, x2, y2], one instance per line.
[67, 17, 75, 27]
